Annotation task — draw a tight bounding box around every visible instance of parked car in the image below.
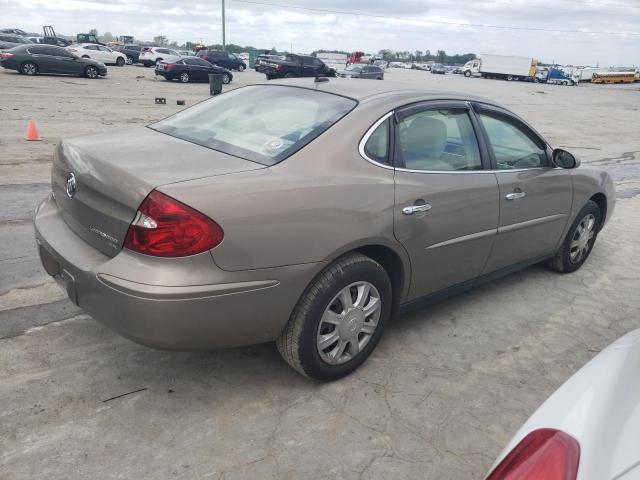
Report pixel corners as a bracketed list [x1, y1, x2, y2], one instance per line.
[254, 54, 283, 73]
[431, 63, 446, 74]
[178, 50, 192, 57]
[262, 54, 336, 79]
[452, 66, 463, 74]
[0, 28, 28, 36]
[338, 64, 384, 79]
[139, 47, 182, 67]
[67, 43, 126, 66]
[34, 79, 614, 381]
[195, 49, 246, 71]
[486, 328, 640, 480]
[1, 44, 106, 78]
[118, 44, 143, 65]
[27, 36, 44, 44]
[155, 57, 232, 84]
[0, 33, 32, 50]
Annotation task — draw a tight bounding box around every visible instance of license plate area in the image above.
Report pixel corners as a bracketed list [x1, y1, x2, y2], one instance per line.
[38, 244, 78, 305]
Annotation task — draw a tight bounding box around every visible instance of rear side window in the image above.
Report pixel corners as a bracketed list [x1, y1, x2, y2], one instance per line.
[397, 108, 481, 171]
[150, 85, 357, 166]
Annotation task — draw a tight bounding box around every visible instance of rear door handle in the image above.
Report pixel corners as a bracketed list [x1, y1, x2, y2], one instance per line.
[505, 192, 526, 200]
[402, 203, 432, 215]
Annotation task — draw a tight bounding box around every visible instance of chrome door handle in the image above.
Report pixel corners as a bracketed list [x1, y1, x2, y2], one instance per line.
[402, 203, 432, 215]
[505, 192, 526, 200]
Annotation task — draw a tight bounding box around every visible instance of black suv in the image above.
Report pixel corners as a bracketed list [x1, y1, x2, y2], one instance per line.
[196, 50, 246, 71]
[263, 54, 336, 80]
[119, 44, 143, 65]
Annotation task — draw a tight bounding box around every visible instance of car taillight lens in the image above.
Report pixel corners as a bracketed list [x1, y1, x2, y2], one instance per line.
[124, 190, 223, 257]
[164, 63, 176, 71]
[1, 52, 14, 59]
[486, 429, 580, 480]
[275, 64, 282, 71]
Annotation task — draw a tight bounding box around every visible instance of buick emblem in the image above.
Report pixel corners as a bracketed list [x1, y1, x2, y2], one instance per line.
[65, 172, 77, 198]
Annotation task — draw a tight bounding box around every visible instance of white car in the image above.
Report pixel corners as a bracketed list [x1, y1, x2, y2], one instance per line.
[486, 328, 640, 480]
[67, 43, 126, 66]
[139, 47, 182, 67]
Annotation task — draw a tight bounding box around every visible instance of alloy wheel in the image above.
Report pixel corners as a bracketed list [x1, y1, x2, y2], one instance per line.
[316, 281, 382, 365]
[86, 66, 98, 79]
[22, 62, 37, 75]
[180, 72, 190, 83]
[570, 214, 596, 264]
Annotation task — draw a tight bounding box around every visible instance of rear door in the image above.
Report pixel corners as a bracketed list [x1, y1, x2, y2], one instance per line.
[27, 46, 54, 73]
[52, 46, 83, 74]
[391, 101, 500, 300]
[474, 103, 572, 272]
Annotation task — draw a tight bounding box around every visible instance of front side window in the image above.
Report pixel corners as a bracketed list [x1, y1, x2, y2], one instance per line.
[478, 111, 548, 169]
[150, 85, 356, 165]
[396, 108, 481, 171]
[363, 117, 390, 165]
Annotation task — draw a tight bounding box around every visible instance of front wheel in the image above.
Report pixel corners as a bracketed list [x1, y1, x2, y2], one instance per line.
[84, 65, 99, 79]
[238, 64, 245, 72]
[222, 73, 231, 84]
[464, 70, 471, 77]
[116, 57, 125, 67]
[547, 200, 602, 273]
[126, 56, 134, 65]
[277, 253, 392, 381]
[179, 72, 190, 83]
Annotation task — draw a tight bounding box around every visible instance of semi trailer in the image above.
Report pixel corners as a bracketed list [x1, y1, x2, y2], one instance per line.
[463, 54, 537, 81]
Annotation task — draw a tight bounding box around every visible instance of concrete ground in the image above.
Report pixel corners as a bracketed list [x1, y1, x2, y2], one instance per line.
[1, 65, 639, 480]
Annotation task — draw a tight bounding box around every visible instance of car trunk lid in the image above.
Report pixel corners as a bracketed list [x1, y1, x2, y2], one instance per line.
[51, 127, 264, 257]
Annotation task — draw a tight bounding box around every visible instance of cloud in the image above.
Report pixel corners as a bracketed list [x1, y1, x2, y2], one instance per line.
[2, 0, 638, 65]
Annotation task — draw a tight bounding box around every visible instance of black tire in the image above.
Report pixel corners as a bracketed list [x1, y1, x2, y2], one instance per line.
[21, 61, 38, 75]
[464, 70, 471, 77]
[222, 73, 231, 84]
[507, 75, 513, 81]
[547, 200, 602, 273]
[116, 57, 125, 67]
[265, 74, 273, 80]
[179, 71, 190, 83]
[277, 253, 392, 381]
[84, 65, 99, 79]
[238, 64, 245, 72]
[126, 56, 134, 65]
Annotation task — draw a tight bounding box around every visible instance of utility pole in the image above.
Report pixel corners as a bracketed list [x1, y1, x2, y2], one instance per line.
[222, 0, 226, 50]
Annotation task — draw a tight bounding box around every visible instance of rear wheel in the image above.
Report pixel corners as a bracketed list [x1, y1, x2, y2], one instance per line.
[179, 72, 190, 83]
[84, 65, 99, 79]
[116, 57, 125, 67]
[126, 55, 133, 65]
[238, 64, 245, 72]
[222, 73, 231, 84]
[21, 61, 38, 75]
[277, 253, 392, 381]
[507, 75, 513, 81]
[547, 200, 602, 273]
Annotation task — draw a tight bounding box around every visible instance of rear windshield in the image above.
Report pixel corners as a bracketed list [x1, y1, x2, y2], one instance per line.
[149, 85, 357, 165]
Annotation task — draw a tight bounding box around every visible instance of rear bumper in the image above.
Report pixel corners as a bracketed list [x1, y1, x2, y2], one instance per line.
[35, 194, 323, 350]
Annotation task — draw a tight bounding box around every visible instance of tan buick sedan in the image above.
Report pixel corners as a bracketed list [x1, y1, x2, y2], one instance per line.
[35, 79, 615, 380]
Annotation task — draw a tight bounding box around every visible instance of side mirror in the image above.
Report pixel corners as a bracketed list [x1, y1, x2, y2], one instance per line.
[552, 148, 580, 169]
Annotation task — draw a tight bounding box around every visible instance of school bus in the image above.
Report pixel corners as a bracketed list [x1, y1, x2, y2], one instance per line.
[591, 72, 636, 84]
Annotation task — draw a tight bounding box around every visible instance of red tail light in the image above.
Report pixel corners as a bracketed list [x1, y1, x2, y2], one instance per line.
[202, 55, 209, 61]
[1, 52, 14, 59]
[164, 63, 176, 71]
[275, 63, 282, 71]
[124, 190, 224, 257]
[487, 429, 580, 480]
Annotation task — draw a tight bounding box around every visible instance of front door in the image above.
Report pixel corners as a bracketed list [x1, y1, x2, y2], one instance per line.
[474, 104, 573, 272]
[392, 101, 500, 300]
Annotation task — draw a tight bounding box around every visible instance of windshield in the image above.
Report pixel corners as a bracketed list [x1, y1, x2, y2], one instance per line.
[149, 85, 357, 166]
[345, 65, 363, 71]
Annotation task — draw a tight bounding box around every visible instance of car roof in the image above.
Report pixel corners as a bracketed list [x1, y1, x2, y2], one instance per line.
[261, 78, 500, 106]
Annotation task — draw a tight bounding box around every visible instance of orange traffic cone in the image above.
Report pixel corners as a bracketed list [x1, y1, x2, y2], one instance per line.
[25, 120, 41, 141]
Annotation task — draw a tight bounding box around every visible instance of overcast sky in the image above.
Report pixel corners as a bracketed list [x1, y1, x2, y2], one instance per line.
[2, 0, 639, 66]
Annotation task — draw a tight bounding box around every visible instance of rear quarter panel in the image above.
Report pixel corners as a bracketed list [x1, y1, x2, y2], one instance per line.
[159, 103, 402, 273]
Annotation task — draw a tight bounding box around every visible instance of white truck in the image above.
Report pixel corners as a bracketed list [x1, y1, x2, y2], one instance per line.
[463, 54, 537, 81]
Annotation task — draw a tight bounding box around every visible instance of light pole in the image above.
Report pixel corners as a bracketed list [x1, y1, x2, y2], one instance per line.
[222, 0, 226, 50]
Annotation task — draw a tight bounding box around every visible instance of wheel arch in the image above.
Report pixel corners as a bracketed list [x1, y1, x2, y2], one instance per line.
[589, 192, 607, 230]
[353, 244, 408, 312]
